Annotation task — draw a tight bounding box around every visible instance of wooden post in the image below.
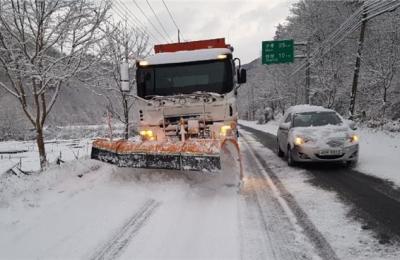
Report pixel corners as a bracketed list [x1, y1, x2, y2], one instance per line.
[349, 7, 367, 118]
[108, 111, 113, 141]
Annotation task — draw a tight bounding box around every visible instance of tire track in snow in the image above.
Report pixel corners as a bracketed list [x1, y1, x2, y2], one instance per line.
[90, 199, 161, 260]
[241, 140, 317, 259]
[240, 145, 309, 260]
[241, 135, 339, 260]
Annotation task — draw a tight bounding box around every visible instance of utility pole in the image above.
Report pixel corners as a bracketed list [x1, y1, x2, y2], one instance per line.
[251, 83, 255, 120]
[118, 18, 130, 140]
[348, 1, 400, 118]
[305, 41, 311, 104]
[294, 41, 311, 104]
[178, 29, 180, 43]
[349, 6, 367, 119]
[123, 30, 129, 139]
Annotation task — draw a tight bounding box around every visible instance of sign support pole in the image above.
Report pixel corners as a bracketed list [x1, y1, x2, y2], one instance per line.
[305, 41, 311, 104]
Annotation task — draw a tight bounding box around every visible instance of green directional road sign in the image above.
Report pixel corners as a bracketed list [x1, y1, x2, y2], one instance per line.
[262, 39, 294, 65]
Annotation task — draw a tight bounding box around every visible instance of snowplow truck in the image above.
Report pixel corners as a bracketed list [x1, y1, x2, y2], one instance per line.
[91, 38, 246, 175]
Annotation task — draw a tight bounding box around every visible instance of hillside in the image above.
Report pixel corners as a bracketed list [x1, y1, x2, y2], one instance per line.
[0, 83, 111, 140]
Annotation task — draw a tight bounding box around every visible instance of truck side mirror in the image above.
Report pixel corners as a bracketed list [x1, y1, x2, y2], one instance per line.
[237, 68, 247, 84]
[120, 62, 130, 92]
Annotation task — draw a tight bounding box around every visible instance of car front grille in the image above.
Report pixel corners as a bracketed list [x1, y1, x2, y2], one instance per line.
[316, 154, 344, 159]
[326, 139, 345, 147]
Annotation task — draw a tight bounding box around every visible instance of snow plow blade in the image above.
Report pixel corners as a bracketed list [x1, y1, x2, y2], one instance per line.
[91, 139, 222, 171]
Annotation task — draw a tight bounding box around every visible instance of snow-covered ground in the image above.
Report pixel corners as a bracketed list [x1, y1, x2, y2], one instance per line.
[239, 119, 280, 135]
[1, 133, 399, 259]
[0, 139, 92, 173]
[0, 159, 242, 259]
[240, 131, 400, 259]
[239, 119, 400, 187]
[0, 121, 399, 259]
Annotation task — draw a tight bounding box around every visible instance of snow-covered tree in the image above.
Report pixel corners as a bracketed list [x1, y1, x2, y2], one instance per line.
[241, 0, 400, 124]
[0, 0, 110, 169]
[97, 23, 150, 139]
[361, 12, 400, 119]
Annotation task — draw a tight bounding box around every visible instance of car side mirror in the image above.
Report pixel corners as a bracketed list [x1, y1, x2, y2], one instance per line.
[279, 122, 290, 130]
[345, 119, 357, 130]
[237, 68, 247, 84]
[349, 121, 357, 130]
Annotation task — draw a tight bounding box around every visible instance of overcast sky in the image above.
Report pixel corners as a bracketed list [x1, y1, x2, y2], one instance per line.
[114, 0, 297, 64]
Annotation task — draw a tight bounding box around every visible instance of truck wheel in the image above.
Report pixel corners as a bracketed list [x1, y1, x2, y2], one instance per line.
[277, 139, 284, 157]
[287, 146, 296, 166]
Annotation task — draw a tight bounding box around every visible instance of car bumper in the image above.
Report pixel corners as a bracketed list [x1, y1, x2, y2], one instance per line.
[291, 144, 359, 162]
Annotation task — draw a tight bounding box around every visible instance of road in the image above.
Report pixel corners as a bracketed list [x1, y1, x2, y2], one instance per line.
[240, 124, 400, 243]
[1, 126, 400, 259]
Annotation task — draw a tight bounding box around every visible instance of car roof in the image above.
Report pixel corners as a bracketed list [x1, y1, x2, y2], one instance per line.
[286, 105, 335, 115]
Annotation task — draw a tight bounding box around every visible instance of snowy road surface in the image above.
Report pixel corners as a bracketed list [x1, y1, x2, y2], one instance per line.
[1, 130, 400, 259]
[239, 119, 400, 188]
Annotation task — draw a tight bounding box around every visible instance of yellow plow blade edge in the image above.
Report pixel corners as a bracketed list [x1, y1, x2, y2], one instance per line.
[91, 139, 224, 171]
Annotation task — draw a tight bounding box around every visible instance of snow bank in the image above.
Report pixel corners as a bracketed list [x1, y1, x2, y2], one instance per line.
[239, 119, 279, 135]
[0, 139, 92, 172]
[357, 128, 400, 185]
[0, 159, 101, 207]
[0, 161, 18, 177]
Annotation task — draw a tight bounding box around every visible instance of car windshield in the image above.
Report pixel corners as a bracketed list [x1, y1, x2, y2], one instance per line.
[137, 60, 233, 98]
[292, 111, 342, 127]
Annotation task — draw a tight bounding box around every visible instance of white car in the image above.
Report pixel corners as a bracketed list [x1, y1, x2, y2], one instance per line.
[277, 105, 359, 166]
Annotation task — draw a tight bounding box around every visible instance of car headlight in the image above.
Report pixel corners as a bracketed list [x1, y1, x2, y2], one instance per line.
[294, 137, 304, 145]
[349, 134, 359, 143]
[294, 136, 314, 146]
[140, 130, 156, 141]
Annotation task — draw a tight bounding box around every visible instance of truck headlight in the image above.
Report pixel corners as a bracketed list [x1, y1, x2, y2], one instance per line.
[220, 125, 232, 136]
[140, 130, 156, 141]
[217, 54, 227, 59]
[139, 60, 149, 66]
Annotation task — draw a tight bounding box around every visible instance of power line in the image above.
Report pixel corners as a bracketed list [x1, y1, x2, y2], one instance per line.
[161, 0, 185, 41]
[112, 1, 160, 44]
[130, 0, 171, 43]
[290, 0, 400, 77]
[290, 8, 363, 75]
[145, 0, 173, 43]
[290, 2, 366, 76]
[364, 0, 400, 20]
[116, 0, 154, 36]
[111, 5, 156, 45]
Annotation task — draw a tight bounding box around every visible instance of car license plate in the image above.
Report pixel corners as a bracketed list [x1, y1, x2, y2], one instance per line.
[319, 149, 342, 156]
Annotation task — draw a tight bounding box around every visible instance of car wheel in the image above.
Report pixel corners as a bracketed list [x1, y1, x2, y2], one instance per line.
[287, 146, 296, 166]
[277, 139, 284, 157]
[345, 160, 358, 168]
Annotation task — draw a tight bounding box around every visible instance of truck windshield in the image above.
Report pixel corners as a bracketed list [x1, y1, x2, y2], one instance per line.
[137, 60, 233, 98]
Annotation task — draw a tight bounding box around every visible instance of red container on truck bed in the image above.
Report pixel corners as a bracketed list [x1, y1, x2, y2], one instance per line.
[154, 38, 230, 53]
